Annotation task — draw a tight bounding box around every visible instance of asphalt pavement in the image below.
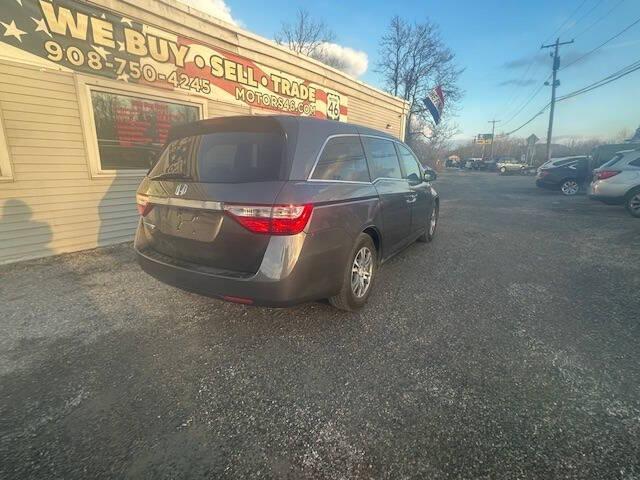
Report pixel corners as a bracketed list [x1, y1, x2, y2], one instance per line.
[1, 171, 639, 479]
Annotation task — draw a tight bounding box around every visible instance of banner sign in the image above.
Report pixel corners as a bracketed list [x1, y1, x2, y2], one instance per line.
[424, 85, 444, 125]
[0, 0, 347, 121]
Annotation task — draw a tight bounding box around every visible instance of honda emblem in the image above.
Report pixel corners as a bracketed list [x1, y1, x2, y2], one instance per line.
[175, 184, 188, 196]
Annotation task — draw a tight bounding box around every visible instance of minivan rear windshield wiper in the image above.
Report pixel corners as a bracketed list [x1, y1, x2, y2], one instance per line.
[149, 172, 194, 181]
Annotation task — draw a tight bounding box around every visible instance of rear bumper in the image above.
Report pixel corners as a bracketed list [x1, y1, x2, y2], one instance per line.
[536, 178, 557, 189]
[134, 221, 351, 307]
[588, 194, 625, 204]
[589, 180, 628, 203]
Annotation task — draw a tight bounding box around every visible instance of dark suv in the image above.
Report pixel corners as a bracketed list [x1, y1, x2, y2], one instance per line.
[134, 116, 439, 311]
[536, 156, 590, 196]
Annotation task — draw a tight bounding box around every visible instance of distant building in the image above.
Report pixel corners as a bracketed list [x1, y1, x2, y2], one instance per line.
[628, 126, 640, 143]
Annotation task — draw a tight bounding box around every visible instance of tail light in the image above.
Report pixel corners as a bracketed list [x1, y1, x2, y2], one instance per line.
[595, 170, 620, 180]
[224, 204, 313, 235]
[136, 193, 154, 217]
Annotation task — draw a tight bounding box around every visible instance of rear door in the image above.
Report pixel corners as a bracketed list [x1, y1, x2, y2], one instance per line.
[396, 143, 432, 236]
[566, 157, 589, 182]
[361, 136, 412, 256]
[139, 118, 287, 274]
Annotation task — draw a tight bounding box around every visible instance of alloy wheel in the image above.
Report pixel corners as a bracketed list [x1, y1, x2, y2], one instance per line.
[561, 180, 579, 196]
[429, 205, 438, 236]
[630, 193, 640, 214]
[351, 247, 373, 298]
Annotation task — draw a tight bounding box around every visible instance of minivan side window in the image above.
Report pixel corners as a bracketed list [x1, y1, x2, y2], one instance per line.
[396, 144, 423, 185]
[311, 136, 370, 182]
[628, 157, 640, 167]
[362, 137, 402, 180]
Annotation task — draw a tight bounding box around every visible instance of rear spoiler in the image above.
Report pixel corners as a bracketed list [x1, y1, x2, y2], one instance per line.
[167, 116, 284, 142]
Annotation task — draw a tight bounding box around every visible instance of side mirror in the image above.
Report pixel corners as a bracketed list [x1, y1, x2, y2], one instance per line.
[407, 172, 421, 185]
[423, 170, 437, 182]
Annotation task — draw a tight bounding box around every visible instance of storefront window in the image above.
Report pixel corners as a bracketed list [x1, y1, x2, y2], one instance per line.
[90, 91, 200, 171]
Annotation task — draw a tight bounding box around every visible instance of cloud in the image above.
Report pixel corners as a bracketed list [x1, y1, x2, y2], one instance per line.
[498, 78, 537, 87]
[176, 0, 239, 26]
[175, 2, 368, 77]
[503, 50, 603, 70]
[311, 42, 369, 77]
[503, 53, 549, 69]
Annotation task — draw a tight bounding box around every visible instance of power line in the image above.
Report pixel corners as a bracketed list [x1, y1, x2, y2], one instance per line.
[543, 0, 589, 44]
[571, 0, 605, 33]
[504, 103, 550, 136]
[558, 58, 640, 100]
[497, 0, 596, 123]
[574, 0, 626, 39]
[494, 60, 537, 118]
[505, 58, 640, 136]
[497, 0, 611, 130]
[562, 16, 640, 70]
[501, 75, 550, 127]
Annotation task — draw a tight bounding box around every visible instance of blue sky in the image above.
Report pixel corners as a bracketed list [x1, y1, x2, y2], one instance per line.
[220, 0, 639, 142]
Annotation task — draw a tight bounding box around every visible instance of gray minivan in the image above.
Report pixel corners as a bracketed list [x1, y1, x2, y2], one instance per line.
[134, 116, 439, 311]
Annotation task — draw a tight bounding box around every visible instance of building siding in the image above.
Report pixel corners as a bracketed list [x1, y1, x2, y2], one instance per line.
[0, 0, 408, 264]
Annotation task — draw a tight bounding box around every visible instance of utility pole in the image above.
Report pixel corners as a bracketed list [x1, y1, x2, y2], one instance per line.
[488, 119, 500, 160]
[541, 37, 574, 162]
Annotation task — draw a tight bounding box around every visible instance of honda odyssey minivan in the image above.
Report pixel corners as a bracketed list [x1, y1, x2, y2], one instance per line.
[134, 116, 439, 311]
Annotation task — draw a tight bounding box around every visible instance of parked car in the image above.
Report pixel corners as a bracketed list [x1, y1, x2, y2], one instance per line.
[471, 159, 486, 170]
[535, 156, 590, 195]
[590, 149, 640, 217]
[134, 116, 440, 311]
[484, 158, 498, 171]
[496, 157, 528, 174]
[591, 143, 640, 170]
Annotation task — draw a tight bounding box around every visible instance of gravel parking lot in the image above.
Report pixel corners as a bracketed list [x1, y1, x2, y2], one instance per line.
[2, 171, 639, 479]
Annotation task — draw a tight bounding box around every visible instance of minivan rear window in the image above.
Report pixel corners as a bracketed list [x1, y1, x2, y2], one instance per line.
[150, 130, 285, 183]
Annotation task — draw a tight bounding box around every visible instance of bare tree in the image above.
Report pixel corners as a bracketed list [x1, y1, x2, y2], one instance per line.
[275, 9, 334, 57]
[377, 16, 462, 150]
[311, 47, 350, 72]
[615, 128, 631, 142]
[378, 16, 411, 97]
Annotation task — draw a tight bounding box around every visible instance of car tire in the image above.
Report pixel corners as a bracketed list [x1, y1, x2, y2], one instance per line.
[560, 179, 580, 196]
[417, 202, 439, 243]
[499, 167, 507, 174]
[625, 187, 640, 218]
[328, 233, 377, 311]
